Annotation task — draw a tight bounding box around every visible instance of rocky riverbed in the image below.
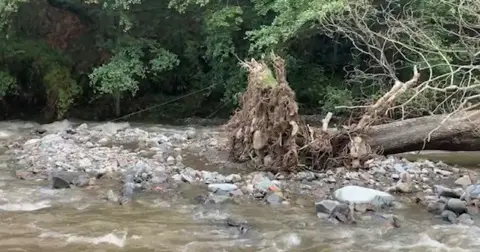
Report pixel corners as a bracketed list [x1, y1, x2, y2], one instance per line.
[1, 120, 480, 251]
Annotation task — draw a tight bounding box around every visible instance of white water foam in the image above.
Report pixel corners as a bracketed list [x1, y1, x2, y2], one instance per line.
[0, 200, 51, 211]
[39, 230, 127, 247]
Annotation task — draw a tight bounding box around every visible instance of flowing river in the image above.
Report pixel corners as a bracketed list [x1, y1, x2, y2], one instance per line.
[0, 120, 480, 252]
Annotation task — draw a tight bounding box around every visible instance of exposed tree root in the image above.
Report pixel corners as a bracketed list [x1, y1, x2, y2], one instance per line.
[226, 55, 302, 172]
[226, 55, 360, 172]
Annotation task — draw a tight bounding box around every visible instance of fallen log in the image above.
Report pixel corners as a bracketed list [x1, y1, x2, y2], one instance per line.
[226, 54, 480, 172]
[363, 110, 480, 154]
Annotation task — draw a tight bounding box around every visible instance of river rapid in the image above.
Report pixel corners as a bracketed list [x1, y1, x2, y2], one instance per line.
[0, 120, 480, 252]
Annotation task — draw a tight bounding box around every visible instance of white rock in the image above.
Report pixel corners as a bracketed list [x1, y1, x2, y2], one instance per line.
[77, 123, 88, 130]
[208, 183, 238, 192]
[166, 156, 175, 165]
[78, 158, 92, 168]
[334, 185, 394, 207]
[455, 175, 472, 187]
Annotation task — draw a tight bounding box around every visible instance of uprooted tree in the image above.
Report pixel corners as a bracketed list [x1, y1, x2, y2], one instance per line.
[226, 0, 480, 172]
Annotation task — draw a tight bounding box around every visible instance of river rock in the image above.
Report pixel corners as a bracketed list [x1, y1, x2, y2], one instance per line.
[252, 173, 274, 192]
[333, 185, 394, 208]
[434, 185, 461, 198]
[461, 183, 480, 201]
[315, 200, 341, 215]
[77, 158, 92, 169]
[208, 183, 238, 192]
[265, 192, 283, 205]
[52, 176, 71, 189]
[225, 174, 242, 183]
[446, 198, 467, 214]
[72, 174, 90, 187]
[435, 168, 453, 176]
[441, 210, 458, 224]
[458, 213, 474, 225]
[388, 182, 412, 193]
[166, 156, 175, 165]
[455, 175, 472, 187]
[106, 189, 119, 202]
[427, 201, 445, 215]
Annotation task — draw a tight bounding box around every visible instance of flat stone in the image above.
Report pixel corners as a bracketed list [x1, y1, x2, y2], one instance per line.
[455, 175, 472, 187]
[315, 200, 341, 215]
[434, 185, 461, 198]
[435, 168, 453, 176]
[208, 183, 238, 192]
[333, 185, 394, 208]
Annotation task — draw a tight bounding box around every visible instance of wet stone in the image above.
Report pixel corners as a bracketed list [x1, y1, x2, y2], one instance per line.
[315, 200, 341, 215]
[52, 176, 71, 189]
[106, 189, 119, 203]
[208, 183, 238, 192]
[458, 213, 474, 225]
[441, 210, 458, 224]
[446, 198, 467, 215]
[265, 192, 283, 205]
[455, 175, 472, 187]
[334, 185, 394, 209]
[72, 174, 90, 187]
[434, 185, 461, 198]
[427, 201, 445, 215]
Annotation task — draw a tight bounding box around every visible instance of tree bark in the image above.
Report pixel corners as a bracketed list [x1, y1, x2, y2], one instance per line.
[358, 110, 480, 154]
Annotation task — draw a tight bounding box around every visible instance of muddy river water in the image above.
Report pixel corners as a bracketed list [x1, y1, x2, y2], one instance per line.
[0, 120, 480, 252]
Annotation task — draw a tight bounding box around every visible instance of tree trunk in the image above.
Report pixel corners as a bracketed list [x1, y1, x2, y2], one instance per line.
[352, 110, 480, 154]
[114, 93, 121, 117]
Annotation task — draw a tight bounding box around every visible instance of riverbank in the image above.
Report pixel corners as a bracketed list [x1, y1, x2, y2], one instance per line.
[1, 119, 480, 251]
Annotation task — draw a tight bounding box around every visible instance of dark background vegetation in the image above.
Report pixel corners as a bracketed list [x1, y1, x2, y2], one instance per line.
[0, 0, 477, 123]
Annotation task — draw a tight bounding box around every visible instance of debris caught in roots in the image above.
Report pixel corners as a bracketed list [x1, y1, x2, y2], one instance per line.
[226, 55, 301, 172]
[226, 54, 358, 172]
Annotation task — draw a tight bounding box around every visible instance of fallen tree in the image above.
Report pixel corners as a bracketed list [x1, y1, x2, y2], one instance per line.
[225, 55, 480, 172]
[224, 0, 480, 172]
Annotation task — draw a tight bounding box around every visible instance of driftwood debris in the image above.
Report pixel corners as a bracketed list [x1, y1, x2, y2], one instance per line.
[226, 55, 480, 172]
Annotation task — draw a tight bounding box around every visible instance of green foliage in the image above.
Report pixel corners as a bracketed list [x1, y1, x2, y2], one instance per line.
[89, 37, 179, 96]
[246, 0, 347, 53]
[0, 70, 16, 96]
[0, 0, 28, 30]
[43, 65, 81, 118]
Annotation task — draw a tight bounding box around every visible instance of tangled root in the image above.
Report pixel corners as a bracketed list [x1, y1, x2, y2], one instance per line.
[226, 55, 302, 172]
[225, 54, 357, 172]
